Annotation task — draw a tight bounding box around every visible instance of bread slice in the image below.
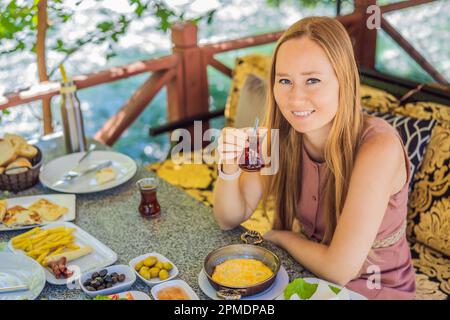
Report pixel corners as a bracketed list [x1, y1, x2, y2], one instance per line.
[5, 157, 32, 174]
[0, 140, 17, 167]
[0, 167, 5, 174]
[0, 199, 7, 222]
[3, 205, 42, 227]
[17, 145, 38, 159]
[4, 133, 27, 152]
[28, 198, 68, 222]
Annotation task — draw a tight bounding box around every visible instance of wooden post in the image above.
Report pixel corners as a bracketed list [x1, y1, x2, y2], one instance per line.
[169, 22, 210, 149]
[36, 0, 53, 134]
[354, 0, 378, 69]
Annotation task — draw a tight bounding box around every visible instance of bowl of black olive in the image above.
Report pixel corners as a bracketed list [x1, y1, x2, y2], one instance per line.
[79, 265, 136, 297]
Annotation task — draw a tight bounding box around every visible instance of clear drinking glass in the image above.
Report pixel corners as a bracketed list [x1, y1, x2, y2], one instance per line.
[238, 132, 265, 172]
[136, 178, 161, 218]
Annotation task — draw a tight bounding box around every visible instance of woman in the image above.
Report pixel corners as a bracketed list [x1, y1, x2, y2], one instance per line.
[213, 16, 415, 299]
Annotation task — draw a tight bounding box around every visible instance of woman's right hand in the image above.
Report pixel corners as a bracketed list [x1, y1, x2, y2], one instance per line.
[217, 127, 247, 174]
[214, 127, 266, 229]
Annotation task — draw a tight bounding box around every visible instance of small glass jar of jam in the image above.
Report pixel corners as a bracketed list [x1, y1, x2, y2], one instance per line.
[239, 133, 265, 172]
[136, 178, 161, 219]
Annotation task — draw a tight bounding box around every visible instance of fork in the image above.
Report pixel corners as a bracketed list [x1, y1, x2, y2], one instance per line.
[52, 160, 113, 187]
[60, 144, 96, 181]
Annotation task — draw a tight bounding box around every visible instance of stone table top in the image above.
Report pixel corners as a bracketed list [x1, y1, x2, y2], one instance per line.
[0, 135, 311, 300]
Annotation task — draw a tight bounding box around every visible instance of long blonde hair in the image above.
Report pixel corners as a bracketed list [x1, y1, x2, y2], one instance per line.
[262, 16, 363, 244]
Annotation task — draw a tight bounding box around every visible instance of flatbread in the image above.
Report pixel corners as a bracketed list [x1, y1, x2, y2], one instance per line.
[3, 205, 42, 227]
[28, 198, 68, 221]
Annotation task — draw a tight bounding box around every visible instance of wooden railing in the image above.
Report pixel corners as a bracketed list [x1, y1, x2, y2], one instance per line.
[0, 0, 447, 146]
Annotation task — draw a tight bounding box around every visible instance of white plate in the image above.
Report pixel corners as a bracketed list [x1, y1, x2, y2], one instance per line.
[79, 265, 136, 297]
[94, 291, 151, 300]
[0, 252, 46, 300]
[39, 151, 137, 194]
[151, 279, 199, 300]
[198, 265, 289, 300]
[8, 221, 117, 285]
[0, 194, 76, 232]
[129, 252, 179, 287]
[275, 277, 368, 300]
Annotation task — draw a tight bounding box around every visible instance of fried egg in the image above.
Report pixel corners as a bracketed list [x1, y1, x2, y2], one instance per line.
[212, 258, 274, 287]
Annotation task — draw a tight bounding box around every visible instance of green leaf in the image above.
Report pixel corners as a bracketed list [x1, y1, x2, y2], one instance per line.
[106, 51, 117, 60]
[284, 278, 318, 300]
[206, 10, 216, 24]
[97, 21, 114, 32]
[329, 285, 341, 295]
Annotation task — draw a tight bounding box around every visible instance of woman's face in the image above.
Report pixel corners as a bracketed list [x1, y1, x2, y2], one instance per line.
[273, 37, 339, 135]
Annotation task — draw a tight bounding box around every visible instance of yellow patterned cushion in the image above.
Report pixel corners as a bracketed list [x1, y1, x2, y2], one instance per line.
[411, 242, 450, 299]
[360, 94, 450, 257]
[224, 54, 271, 127]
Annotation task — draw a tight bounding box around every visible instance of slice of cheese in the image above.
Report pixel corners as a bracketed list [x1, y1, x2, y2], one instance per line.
[28, 198, 68, 222]
[95, 167, 117, 185]
[3, 205, 42, 227]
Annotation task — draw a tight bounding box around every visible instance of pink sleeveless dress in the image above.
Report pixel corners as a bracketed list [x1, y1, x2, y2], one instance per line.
[297, 115, 416, 300]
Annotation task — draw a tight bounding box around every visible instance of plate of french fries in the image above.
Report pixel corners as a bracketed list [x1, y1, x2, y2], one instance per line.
[0, 194, 76, 231]
[8, 222, 117, 285]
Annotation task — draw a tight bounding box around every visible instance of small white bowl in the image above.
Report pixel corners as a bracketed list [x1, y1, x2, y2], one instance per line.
[93, 291, 151, 300]
[79, 264, 136, 297]
[129, 252, 179, 287]
[151, 279, 199, 300]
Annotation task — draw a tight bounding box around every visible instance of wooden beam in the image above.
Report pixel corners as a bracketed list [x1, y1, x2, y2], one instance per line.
[380, 0, 435, 14]
[200, 12, 361, 55]
[171, 22, 210, 147]
[94, 69, 176, 146]
[381, 17, 449, 85]
[149, 108, 225, 136]
[167, 55, 186, 122]
[201, 31, 284, 55]
[0, 55, 179, 110]
[207, 56, 233, 78]
[74, 55, 179, 90]
[360, 66, 450, 105]
[354, 0, 377, 69]
[36, 0, 53, 134]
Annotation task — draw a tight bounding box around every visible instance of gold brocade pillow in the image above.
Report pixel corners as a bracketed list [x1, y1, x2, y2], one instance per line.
[403, 103, 449, 257]
[360, 94, 450, 257]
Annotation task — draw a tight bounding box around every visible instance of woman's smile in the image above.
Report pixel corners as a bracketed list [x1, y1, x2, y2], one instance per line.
[291, 109, 316, 119]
